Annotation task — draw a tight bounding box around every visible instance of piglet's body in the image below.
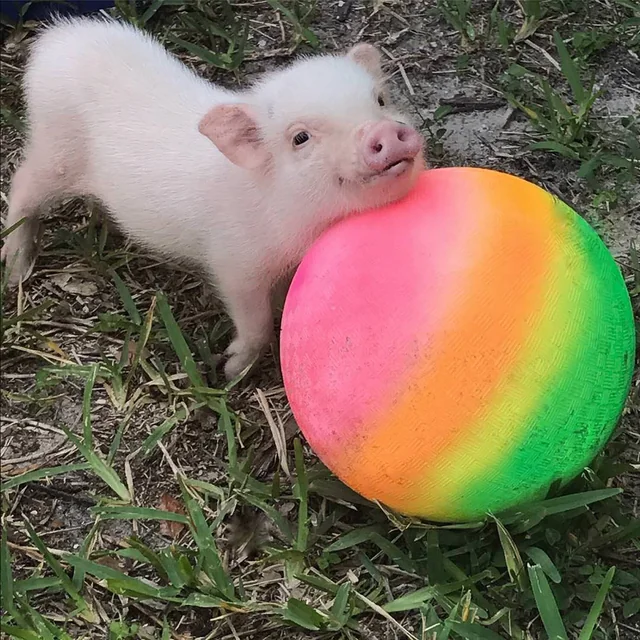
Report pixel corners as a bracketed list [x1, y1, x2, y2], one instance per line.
[1, 18, 424, 378]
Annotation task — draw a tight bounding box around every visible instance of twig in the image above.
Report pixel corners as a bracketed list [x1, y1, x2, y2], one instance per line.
[524, 39, 561, 71]
[1, 416, 67, 437]
[1, 444, 78, 472]
[439, 98, 506, 113]
[25, 483, 97, 507]
[2, 438, 68, 465]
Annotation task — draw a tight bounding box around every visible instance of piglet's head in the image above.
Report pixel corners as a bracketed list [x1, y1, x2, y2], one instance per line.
[199, 43, 424, 216]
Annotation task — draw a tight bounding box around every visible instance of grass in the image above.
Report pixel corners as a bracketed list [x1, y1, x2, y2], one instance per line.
[1, 1, 639, 639]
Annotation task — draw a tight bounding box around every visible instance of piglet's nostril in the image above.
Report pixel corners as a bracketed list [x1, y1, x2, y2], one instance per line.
[362, 121, 422, 172]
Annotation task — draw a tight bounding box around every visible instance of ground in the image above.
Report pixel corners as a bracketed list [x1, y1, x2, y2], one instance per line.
[0, 1, 639, 639]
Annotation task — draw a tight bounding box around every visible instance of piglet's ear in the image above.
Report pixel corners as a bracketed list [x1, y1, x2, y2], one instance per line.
[346, 43, 383, 78]
[199, 103, 269, 170]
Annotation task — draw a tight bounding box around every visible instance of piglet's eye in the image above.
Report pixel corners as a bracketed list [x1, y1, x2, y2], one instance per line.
[377, 94, 385, 107]
[293, 131, 310, 146]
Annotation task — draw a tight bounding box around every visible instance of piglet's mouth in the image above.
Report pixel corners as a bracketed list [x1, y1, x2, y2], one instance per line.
[338, 158, 416, 187]
[380, 157, 414, 177]
[360, 157, 415, 182]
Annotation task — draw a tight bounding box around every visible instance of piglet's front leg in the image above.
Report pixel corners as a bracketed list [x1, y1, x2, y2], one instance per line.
[219, 276, 274, 380]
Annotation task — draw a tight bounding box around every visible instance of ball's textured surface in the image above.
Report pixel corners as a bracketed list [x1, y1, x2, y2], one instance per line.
[281, 168, 636, 522]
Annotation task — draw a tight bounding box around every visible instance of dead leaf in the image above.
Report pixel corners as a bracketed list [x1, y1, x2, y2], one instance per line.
[117, 339, 150, 366]
[4, 462, 43, 475]
[44, 338, 69, 359]
[158, 493, 186, 539]
[95, 555, 126, 571]
[255, 388, 290, 477]
[50, 273, 98, 296]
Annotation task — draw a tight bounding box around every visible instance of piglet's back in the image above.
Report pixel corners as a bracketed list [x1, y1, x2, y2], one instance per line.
[25, 18, 228, 120]
[23, 18, 238, 255]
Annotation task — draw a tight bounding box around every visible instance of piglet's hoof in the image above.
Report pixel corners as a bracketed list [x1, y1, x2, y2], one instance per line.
[224, 339, 261, 382]
[0, 244, 36, 288]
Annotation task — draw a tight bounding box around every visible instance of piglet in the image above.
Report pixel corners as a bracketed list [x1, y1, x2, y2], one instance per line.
[1, 18, 424, 379]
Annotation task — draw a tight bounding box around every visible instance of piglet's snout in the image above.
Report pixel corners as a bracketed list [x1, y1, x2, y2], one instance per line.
[361, 121, 422, 173]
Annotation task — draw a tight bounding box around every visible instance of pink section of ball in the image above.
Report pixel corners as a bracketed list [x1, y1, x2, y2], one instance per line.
[281, 171, 477, 464]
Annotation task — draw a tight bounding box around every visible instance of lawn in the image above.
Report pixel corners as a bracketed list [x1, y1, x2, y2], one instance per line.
[0, 1, 639, 639]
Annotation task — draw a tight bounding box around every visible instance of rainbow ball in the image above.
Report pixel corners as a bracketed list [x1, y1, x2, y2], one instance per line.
[280, 168, 635, 522]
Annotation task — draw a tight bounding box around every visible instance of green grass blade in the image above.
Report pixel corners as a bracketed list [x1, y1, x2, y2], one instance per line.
[578, 566, 615, 640]
[157, 548, 192, 589]
[161, 620, 173, 640]
[330, 582, 352, 626]
[1, 463, 91, 492]
[384, 572, 493, 613]
[525, 547, 562, 583]
[156, 293, 206, 389]
[141, 405, 188, 456]
[107, 409, 135, 466]
[493, 516, 527, 590]
[578, 156, 602, 180]
[283, 597, 325, 630]
[183, 477, 226, 501]
[230, 18, 250, 70]
[179, 477, 234, 600]
[588, 519, 640, 548]
[614, 0, 640, 11]
[527, 564, 569, 640]
[529, 141, 581, 160]
[384, 586, 437, 613]
[426, 530, 448, 585]
[294, 438, 309, 552]
[124, 295, 157, 390]
[180, 12, 234, 42]
[72, 518, 101, 591]
[62, 426, 131, 502]
[165, 34, 232, 68]
[623, 597, 640, 618]
[297, 572, 340, 596]
[324, 524, 414, 573]
[369, 533, 415, 573]
[448, 622, 506, 640]
[139, 0, 166, 24]
[22, 519, 95, 621]
[92, 505, 189, 524]
[124, 537, 170, 582]
[0, 300, 55, 331]
[1, 525, 16, 616]
[64, 554, 179, 600]
[240, 493, 293, 542]
[325, 525, 383, 552]
[219, 400, 238, 471]
[0, 626, 41, 640]
[540, 81, 561, 137]
[25, 604, 69, 640]
[265, 0, 319, 47]
[179, 592, 228, 608]
[523, 0, 542, 19]
[110, 269, 141, 326]
[500, 488, 622, 523]
[13, 576, 61, 593]
[82, 363, 99, 447]
[553, 31, 585, 104]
